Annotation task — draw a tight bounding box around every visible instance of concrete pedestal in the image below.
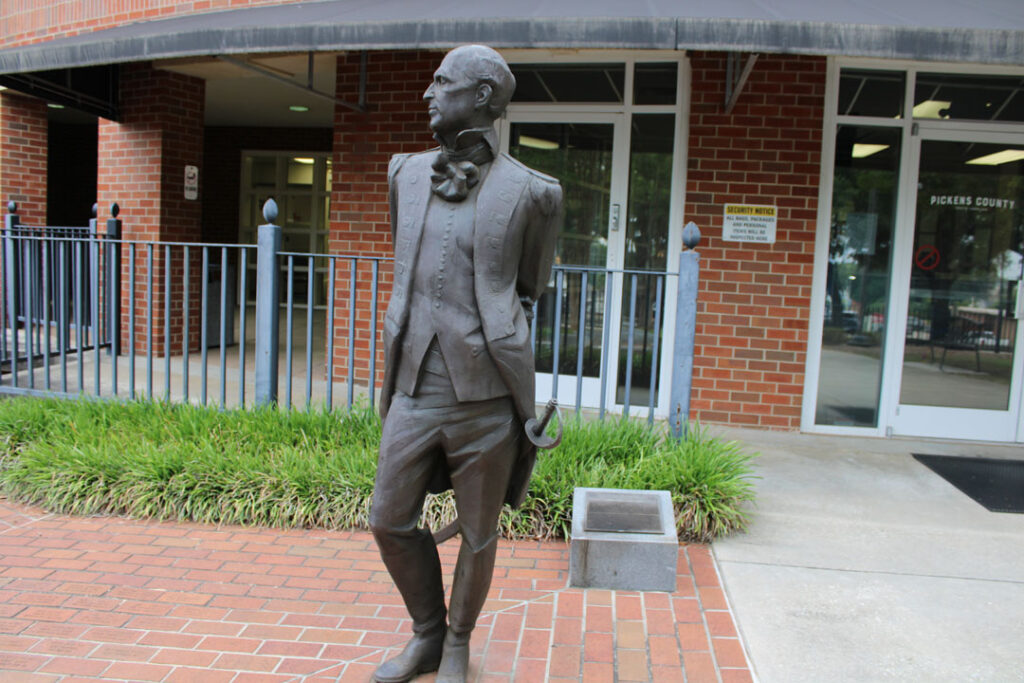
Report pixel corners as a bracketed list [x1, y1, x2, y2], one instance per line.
[569, 487, 678, 592]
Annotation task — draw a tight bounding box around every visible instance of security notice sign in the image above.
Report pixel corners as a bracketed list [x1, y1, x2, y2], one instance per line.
[722, 204, 777, 243]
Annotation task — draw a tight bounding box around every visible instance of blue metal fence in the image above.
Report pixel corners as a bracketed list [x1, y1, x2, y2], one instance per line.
[2, 201, 698, 425]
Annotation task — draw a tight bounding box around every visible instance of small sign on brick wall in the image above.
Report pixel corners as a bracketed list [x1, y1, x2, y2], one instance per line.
[722, 203, 777, 243]
[184, 165, 198, 200]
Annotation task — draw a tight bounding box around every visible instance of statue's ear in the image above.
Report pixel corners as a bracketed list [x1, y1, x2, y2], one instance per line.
[476, 82, 493, 110]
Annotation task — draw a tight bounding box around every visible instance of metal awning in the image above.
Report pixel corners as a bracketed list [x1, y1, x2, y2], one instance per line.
[0, 0, 1022, 74]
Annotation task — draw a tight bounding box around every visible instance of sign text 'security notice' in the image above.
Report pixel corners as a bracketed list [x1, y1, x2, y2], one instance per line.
[722, 204, 777, 243]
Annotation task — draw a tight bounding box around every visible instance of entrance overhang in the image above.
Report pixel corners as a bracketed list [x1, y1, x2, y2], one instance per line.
[0, 1, 1022, 75]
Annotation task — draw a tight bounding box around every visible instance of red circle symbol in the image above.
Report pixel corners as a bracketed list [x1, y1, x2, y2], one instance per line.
[914, 244, 940, 271]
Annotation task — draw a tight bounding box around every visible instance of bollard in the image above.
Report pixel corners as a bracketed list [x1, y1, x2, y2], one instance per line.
[106, 203, 122, 357]
[669, 222, 701, 440]
[254, 199, 281, 406]
[3, 201, 19, 382]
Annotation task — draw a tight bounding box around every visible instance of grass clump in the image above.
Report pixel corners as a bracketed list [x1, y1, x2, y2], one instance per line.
[0, 396, 757, 542]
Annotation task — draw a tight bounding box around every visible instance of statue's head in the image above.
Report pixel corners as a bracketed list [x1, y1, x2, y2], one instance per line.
[424, 45, 515, 141]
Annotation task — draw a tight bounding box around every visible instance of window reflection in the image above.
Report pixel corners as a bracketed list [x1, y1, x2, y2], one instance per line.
[510, 122, 614, 378]
[616, 114, 675, 407]
[899, 140, 1022, 410]
[914, 73, 1024, 123]
[816, 125, 900, 426]
[838, 69, 905, 119]
[511, 63, 625, 103]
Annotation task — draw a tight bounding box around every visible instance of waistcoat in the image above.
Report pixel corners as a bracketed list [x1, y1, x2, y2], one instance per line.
[394, 165, 509, 401]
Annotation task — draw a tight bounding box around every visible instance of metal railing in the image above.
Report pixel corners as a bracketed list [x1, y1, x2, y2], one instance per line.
[2, 200, 701, 430]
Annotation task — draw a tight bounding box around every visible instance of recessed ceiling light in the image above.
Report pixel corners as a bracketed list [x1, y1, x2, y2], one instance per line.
[912, 100, 951, 119]
[519, 135, 559, 150]
[966, 149, 1024, 166]
[293, 157, 315, 164]
[47, 103, 65, 109]
[851, 144, 889, 159]
[289, 105, 309, 112]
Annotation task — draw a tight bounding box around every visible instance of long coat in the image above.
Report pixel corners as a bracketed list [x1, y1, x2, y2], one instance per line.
[379, 148, 562, 508]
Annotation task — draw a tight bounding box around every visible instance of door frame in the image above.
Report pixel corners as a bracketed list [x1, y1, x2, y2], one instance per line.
[498, 111, 630, 409]
[885, 126, 1024, 442]
[495, 50, 691, 416]
[803, 56, 1024, 442]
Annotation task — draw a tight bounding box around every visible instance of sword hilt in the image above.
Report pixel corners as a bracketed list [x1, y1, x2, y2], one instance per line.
[525, 398, 562, 449]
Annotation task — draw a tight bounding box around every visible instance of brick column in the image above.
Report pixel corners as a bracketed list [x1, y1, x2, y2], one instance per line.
[329, 51, 440, 396]
[98, 64, 204, 355]
[0, 91, 48, 225]
[685, 52, 826, 429]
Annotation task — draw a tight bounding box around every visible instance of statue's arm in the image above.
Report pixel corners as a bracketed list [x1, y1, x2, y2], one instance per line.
[517, 176, 563, 312]
[387, 154, 408, 242]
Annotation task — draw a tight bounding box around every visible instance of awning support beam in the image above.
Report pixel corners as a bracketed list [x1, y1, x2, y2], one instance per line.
[218, 54, 366, 112]
[724, 52, 758, 114]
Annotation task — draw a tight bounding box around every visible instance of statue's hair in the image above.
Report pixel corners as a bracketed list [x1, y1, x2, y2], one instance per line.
[449, 45, 516, 120]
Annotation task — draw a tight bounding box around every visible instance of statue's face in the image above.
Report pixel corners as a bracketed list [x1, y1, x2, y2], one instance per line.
[424, 51, 483, 138]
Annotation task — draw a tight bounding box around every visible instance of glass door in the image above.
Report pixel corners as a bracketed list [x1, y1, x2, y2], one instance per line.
[502, 112, 630, 408]
[239, 152, 332, 308]
[892, 132, 1024, 441]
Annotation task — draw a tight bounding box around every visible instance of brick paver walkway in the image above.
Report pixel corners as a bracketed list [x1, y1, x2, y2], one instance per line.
[0, 499, 752, 682]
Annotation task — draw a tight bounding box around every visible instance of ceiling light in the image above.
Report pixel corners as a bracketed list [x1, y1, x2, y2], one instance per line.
[966, 149, 1024, 166]
[289, 105, 309, 112]
[293, 157, 315, 164]
[519, 135, 559, 150]
[47, 103, 64, 109]
[0, 85, 7, 91]
[851, 144, 889, 159]
[912, 100, 951, 119]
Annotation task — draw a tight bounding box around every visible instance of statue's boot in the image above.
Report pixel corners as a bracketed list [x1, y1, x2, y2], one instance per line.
[373, 620, 446, 682]
[437, 533, 499, 682]
[372, 526, 447, 682]
[436, 628, 471, 683]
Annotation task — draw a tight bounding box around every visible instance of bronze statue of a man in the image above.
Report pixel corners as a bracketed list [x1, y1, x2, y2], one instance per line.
[370, 45, 562, 682]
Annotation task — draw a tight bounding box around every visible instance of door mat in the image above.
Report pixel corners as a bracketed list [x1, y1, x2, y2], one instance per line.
[913, 454, 1024, 513]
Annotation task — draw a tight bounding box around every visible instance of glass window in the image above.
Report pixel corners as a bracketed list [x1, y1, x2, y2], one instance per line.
[838, 69, 905, 118]
[899, 140, 1022, 410]
[250, 156, 277, 188]
[511, 63, 625, 103]
[815, 125, 901, 427]
[633, 63, 678, 105]
[914, 73, 1024, 123]
[617, 114, 675, 406]
[510, 122, 614, 379]
[287, 157, 315, 188]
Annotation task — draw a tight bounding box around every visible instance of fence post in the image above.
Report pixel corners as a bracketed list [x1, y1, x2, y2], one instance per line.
[254, 199, 281, 407]
[3, 201, 20, 375]
[105, 203, 122, 356]
[669, 222, 701, 440]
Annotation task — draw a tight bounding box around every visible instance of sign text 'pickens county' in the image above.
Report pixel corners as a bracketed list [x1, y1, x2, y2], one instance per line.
[722, 204, 777, 243]
[929, 195, 1016, 209]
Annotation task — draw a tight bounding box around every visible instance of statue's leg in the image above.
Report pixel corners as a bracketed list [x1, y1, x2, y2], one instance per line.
[370, 394, 447, 682]
[436, 400, 520, 682]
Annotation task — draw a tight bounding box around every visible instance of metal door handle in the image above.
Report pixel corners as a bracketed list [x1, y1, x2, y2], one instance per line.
[611, 204, 620, 231]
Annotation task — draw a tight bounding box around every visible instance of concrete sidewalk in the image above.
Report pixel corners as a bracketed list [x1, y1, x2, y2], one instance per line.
[0, 498, 752, 682]
[711, 427, 1024, 682]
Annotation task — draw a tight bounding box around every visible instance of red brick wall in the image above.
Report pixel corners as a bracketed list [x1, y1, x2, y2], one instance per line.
[0, 0, 307, 50]
[98, 63, 205, 356]
[329, 51, 440, 391]
[685, 52, 825, 429]
[0, 92, 48, 225]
